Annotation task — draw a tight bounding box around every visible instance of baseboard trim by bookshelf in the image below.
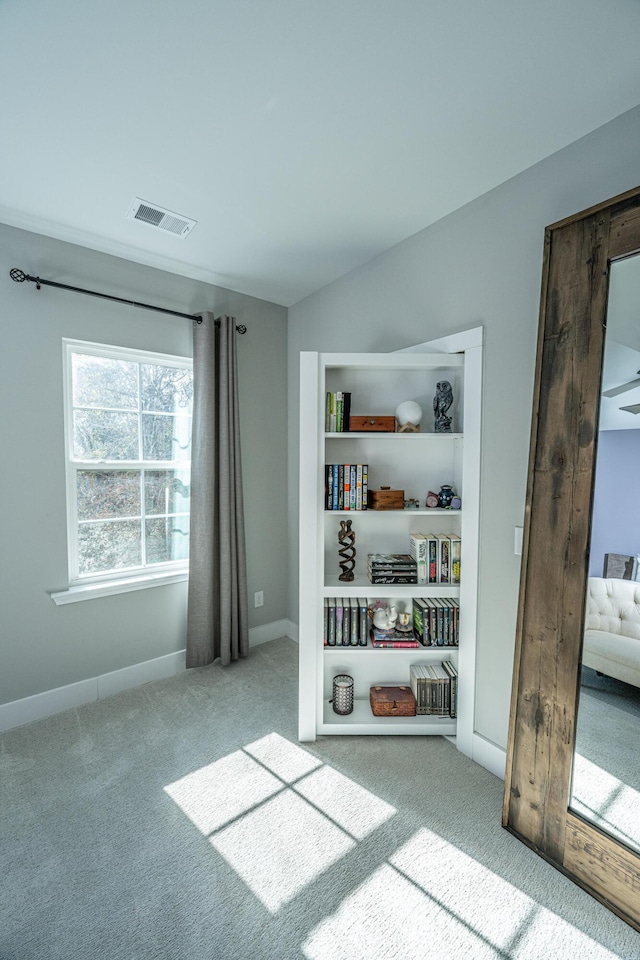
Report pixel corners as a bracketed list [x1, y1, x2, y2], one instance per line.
[472, 733, 506, 780]
[249, 619, 298, 646]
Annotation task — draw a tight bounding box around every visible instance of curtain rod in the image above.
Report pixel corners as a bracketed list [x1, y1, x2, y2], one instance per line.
[9, 268, 247, 333]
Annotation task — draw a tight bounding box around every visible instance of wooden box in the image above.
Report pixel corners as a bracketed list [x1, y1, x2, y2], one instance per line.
[349, 415, 396, 432]
[368, 487, 405, 510]
[370, 685, 416, 717]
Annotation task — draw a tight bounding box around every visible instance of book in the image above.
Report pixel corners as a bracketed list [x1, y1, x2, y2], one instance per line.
[410, 664, 427, 714]
[449, 533, 461, 584]
[323, 598, 329, 646]
[336, 390, 343, 432]
[343, 464, 350, 511]
[335, 599, 344, 646]
[426, 534, 438, 583]
[349, 597, 359, 646]
[356, 464, 363, 510]
[409, 533, 428, 585]
[370, 629, 420, 648]
[441, 659, 458, 717]
[436, 533, 450, 583]
[343, 392, 351, 430]
[369, 574, 418, 584]
[412, 597, 431, 645]
[368, 553, 417, 567]
[327, 597, 336, 646]
[325, 465, 334, 510]
[358, 597, 369, 646]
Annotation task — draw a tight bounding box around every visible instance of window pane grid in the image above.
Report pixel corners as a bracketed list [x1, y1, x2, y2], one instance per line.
[67, 343, 192, 583]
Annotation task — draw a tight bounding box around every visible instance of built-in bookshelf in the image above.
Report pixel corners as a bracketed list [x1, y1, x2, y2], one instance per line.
[298, 332, 482, 756]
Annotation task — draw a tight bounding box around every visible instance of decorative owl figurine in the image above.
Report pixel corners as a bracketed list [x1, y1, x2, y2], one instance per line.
[433, 380, 453, 433]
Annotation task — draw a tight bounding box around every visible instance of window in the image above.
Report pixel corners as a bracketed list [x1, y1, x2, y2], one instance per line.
[63, 339, 193, 586]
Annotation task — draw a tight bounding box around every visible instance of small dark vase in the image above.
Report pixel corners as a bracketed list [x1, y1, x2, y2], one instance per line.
[438, 485, 454, 509]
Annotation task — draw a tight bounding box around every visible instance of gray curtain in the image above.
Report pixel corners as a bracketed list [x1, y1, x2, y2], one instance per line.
[186, 312, 249, 667]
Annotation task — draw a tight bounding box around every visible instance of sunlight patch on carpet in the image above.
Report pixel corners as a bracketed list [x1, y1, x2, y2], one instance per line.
[210, 789, 356, 913]
[295, 764, 396, 840]
[244, 731, 323, 782]
[164, 750, 282, 834]
[302, 828, 623, 959]
[164, 732, 396, 914]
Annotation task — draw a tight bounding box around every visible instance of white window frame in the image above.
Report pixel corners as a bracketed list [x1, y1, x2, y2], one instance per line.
[52, 338, 192, 605]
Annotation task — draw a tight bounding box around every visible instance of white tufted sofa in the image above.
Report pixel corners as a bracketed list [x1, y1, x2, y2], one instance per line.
[583, 577, 640, 688]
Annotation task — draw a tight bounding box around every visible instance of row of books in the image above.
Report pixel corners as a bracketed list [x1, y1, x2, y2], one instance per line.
[324, 597, 369, 646]
[410, 661, 458, 717]
[325, 463, 368, 511]
[413, 597, 459, 646]
[409, 532, 460, 585]
[323, 596, 458, 647]
[368, 553, 417, 584]
[325, 391, 352, 432]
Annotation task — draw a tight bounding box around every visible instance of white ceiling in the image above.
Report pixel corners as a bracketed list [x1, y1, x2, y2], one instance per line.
[2, 0, 640, 307]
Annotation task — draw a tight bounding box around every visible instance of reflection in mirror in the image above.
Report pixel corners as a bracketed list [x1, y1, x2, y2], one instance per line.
[571, 254, 640, 854]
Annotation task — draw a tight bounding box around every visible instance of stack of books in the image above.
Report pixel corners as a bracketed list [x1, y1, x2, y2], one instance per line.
[409, 660, 458, 716]
[369, 626, 420, 649]
[367, 554, 418, 584]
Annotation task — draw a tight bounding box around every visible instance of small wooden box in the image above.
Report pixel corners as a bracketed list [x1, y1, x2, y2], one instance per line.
[349, 415, 396, 432]
[368, 488, 405, 510]
[370, 685, 416, 717]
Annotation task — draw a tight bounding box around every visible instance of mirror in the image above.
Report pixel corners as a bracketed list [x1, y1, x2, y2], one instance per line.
[503, 186, 640, 932]
[571, 255, 640, 854]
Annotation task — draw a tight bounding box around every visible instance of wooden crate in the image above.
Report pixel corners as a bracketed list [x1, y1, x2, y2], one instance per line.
[349, 415, 396, 432]
[368, 487, 405, 510]
[370, 685, 416, 717]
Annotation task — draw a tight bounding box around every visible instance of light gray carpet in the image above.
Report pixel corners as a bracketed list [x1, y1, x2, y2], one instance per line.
[1, 637, 638, 959]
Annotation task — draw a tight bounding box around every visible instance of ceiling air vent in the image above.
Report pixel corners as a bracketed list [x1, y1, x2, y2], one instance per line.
[127, 198, 197, 238]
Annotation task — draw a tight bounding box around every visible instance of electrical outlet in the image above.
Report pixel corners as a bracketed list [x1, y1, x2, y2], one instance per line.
[254, 591, 264, 608]
[514, 526, 523, 556]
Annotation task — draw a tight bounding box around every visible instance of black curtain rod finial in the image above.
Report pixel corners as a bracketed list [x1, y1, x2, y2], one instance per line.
[9, 268, 247, 333]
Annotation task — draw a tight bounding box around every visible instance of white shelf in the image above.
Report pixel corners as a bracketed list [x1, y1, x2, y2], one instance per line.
[322, 577, 460, 597]
[321, 698, 457, 736]
[325, 432, 464, 440]
[323, 508, 461, 516]
[299, 337, 482, 755]
[323, 642, 459, 653]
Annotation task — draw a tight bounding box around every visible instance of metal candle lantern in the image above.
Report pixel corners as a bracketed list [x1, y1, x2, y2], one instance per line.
[331, 674, 354, 715]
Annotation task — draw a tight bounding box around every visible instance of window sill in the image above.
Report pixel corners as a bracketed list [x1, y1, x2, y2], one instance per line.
[50, 570, 189, 605]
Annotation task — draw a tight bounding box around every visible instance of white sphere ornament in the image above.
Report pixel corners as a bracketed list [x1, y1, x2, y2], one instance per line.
[395, 400, 423, 433]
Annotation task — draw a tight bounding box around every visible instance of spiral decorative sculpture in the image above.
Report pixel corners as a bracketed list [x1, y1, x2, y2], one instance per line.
[338, 519, 356, 581]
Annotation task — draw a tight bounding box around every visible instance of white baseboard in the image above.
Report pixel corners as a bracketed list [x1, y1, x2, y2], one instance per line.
[0, 650, 185, 733]
[249, 618, 298, 646]
[0, 621, 298, 733]
[0, 677, 99, 733]
[97, 650, 186, 700]
[472, 733, 506, 780]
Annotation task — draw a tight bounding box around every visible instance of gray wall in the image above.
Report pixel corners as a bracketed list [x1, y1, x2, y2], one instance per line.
[0, 222, 288, 705]
[287, 104, 640, 751]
